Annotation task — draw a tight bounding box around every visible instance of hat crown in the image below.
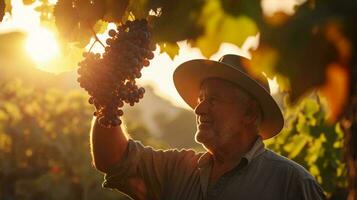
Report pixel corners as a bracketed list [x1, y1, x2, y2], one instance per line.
[219, 54, 270, 93]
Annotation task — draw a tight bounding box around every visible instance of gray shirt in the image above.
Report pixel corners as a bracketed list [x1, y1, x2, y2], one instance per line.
[103, 137, 326, 200]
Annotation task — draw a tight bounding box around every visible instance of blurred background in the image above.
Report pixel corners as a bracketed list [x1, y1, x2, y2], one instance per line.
[0, 0, 354, 199]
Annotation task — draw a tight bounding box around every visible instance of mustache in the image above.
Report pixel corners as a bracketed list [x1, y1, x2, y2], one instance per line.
[196, 116, 213, 124]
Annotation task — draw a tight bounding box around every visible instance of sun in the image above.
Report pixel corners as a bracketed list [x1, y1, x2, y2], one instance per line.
[25, 27, 59, 63]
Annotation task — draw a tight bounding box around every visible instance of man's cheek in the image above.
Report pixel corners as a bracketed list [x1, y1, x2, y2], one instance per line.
[212, 121, 221, 133]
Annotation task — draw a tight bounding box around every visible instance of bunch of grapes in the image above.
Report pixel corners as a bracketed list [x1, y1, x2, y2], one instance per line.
[77, 19, 155, 128]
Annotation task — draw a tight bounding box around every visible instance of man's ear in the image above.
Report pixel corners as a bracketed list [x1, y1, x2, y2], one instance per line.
[244, 100, 260, 124]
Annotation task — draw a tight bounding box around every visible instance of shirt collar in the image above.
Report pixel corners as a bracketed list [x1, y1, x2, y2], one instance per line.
[197, 151, 211, 168]
[243, 136, 265, 164]
[197, 136, 266, 168]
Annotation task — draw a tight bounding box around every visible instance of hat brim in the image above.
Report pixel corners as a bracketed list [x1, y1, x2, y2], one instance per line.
[173, 59, 284, 139]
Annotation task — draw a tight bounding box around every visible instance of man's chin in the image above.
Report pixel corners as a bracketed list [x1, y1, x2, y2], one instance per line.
[194, 130, 213, 145]
[195, 132, 216, 152]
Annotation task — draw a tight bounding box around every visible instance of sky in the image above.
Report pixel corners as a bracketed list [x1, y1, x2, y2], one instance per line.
[0, 0, 298, 109]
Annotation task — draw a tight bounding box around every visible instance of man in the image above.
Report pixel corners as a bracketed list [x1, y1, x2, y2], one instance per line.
[90, 54, 326, 200]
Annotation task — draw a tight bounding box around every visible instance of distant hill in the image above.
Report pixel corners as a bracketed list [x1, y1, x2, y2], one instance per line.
[123, 86, 201, 150]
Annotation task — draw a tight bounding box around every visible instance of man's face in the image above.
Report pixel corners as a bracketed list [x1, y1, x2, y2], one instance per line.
[194, 78, 253, 150]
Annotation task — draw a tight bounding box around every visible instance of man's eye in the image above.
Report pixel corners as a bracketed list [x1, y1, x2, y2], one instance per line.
[197, 97, 218, 104]
[209, 97, 218, 104]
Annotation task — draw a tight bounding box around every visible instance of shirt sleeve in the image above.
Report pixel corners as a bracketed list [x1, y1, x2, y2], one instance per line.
[298, 178, 327, 200]
[285, 163, 327, 200]
[102, 139, 201, 200]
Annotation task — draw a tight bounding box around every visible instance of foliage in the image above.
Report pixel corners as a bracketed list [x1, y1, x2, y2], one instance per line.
[0, 78, 179, 200]
[265, 93, 347, 198]
[0, 79, 124, 199]
[253, 0, 355, 121]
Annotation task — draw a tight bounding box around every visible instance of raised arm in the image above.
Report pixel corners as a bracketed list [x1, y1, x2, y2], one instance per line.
[90, 116, 129, 173]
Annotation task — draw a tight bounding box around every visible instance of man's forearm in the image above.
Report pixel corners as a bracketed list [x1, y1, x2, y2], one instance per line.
[90, 116, 129, 173]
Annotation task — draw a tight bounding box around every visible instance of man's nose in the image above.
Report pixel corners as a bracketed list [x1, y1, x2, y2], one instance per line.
[194, 100, 209, 116]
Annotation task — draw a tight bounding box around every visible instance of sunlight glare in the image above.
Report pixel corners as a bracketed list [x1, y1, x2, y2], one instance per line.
[268, 76, 279, 94]
[25, 27, 59, 63]
[261, 0, 305, 16]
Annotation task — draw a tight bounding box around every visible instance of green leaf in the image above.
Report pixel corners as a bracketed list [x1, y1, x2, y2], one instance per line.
[296, 114, 310, 135]
[93, 20, 108, 34]
[54, 0, 80, 42]
[220, 0, 262, 22]
[159, 42, 179, 60]
[309, 164, 320, 179]
[151, 0, 204, 44]
[192, 0, 223, 57]
[103, 0, 129, 22]
[275, 75, 290, 93]
[76, 0, 105, 25]
[284, 134, 307, 159]
[54, 0, 103, 46]
[194, 0, 258, 57]
[218, 15, 258, 45]
[250, 45, 279, 78]
[306, 133, 326, 164]
[303, 98, 320, 125]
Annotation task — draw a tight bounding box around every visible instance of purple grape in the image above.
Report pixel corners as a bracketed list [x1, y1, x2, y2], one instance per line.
[77, 19, 155, 128]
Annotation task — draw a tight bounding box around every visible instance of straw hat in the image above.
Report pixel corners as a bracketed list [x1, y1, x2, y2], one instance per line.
[173, 54, 284, 139]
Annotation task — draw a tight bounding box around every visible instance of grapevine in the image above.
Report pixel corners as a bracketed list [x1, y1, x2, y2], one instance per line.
[77, 19, 155, 128]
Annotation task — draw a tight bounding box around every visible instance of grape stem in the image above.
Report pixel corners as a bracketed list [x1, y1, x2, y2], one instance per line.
[90, 27, 106, 49]
[88, 39, 97, 52]
[84, 20, 106, 51]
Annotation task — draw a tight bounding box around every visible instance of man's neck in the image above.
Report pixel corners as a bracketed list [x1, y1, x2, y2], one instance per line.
[208, 134, 259, 184]
[212, 134, 258, 163]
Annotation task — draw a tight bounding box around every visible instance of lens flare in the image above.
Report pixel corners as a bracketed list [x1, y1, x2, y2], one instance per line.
[26, 27, 59, 63]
